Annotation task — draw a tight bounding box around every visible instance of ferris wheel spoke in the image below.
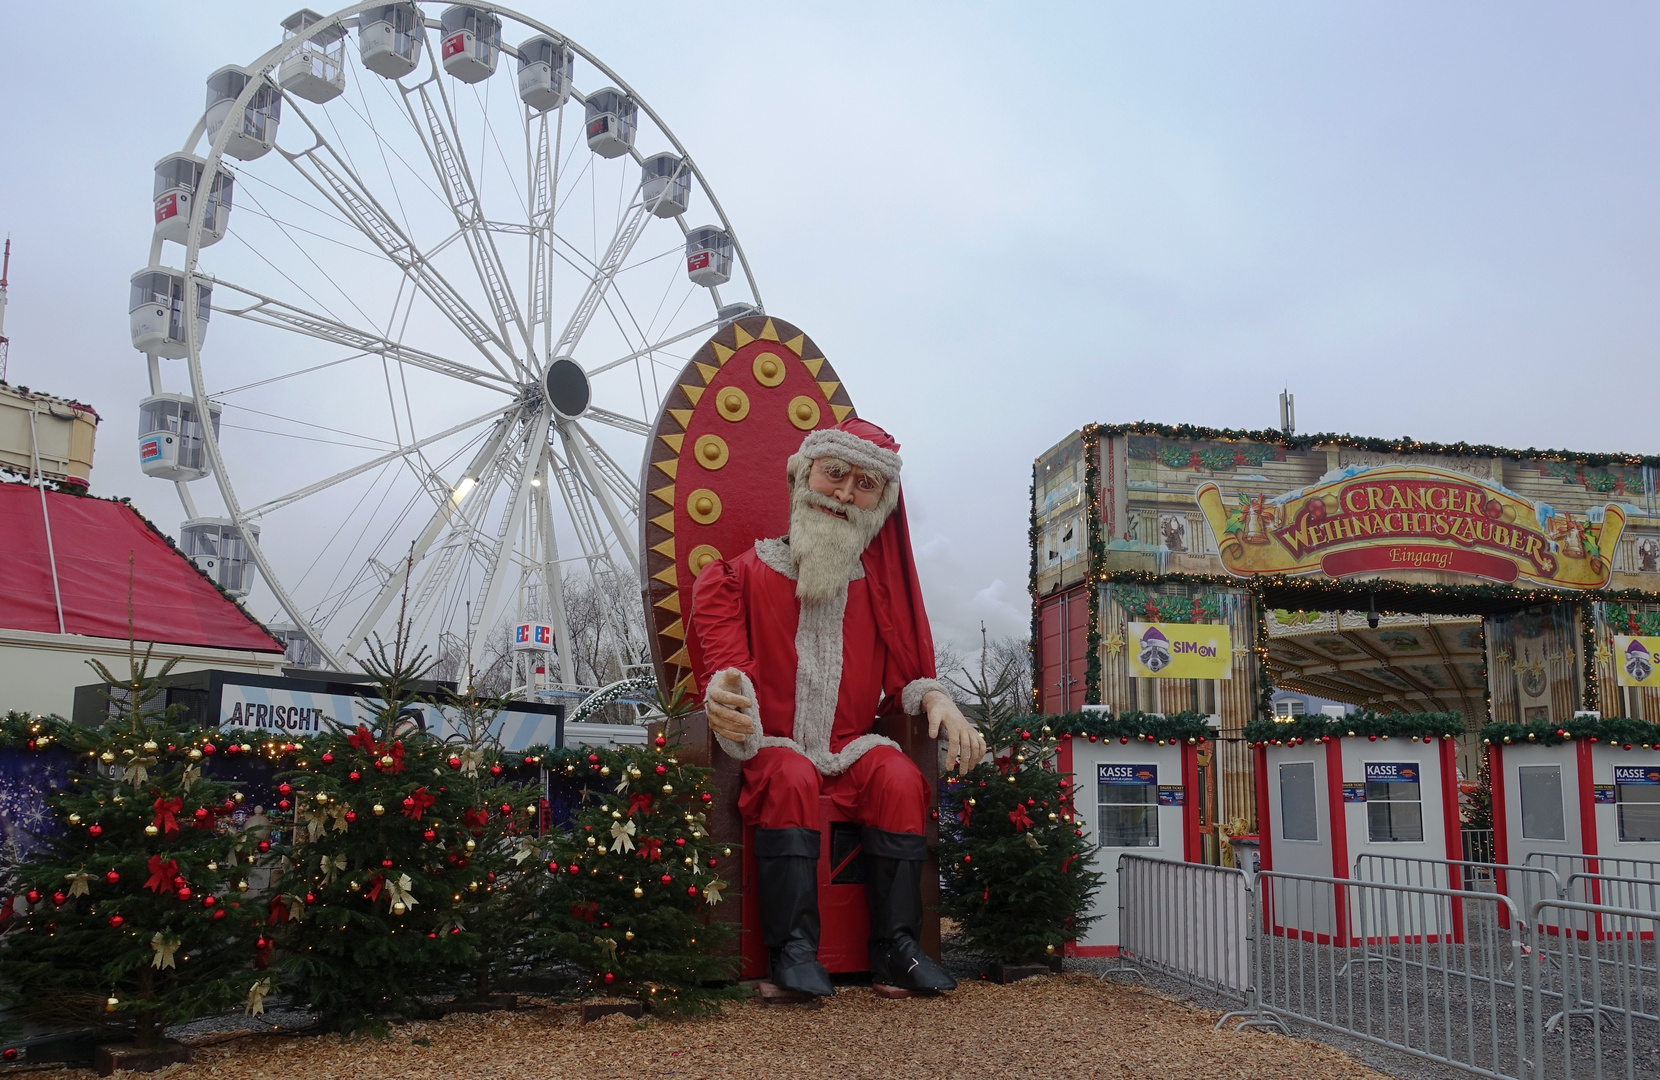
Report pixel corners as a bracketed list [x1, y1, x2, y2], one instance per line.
[557, 418, 639, 575]
[581, 406, 651, 438]
[275, 115, 520, 371]
[397, 75, 534, 367]
[206, 275, 516, 388]
[242, 404, 508, 520]
[548, 185, 652, 369]
[583, 317, 719, 378]
[465, 409, 552, 678]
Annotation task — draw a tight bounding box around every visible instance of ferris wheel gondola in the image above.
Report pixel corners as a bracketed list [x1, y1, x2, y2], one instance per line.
[132, 3, 762, 694]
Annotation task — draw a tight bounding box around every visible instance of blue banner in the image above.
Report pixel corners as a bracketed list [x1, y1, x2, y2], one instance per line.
[1614, 766, 1660, 786]
[1098, 763, 1157, 786]
[1365, 762, 1421, 784]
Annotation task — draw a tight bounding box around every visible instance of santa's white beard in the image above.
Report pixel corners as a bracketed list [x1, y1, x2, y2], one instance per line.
[789, 483, 886, 605]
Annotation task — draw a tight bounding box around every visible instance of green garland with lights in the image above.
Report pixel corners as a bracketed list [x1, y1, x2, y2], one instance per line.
[1479, 716, 1660, 749]
[1027, 477, 1042, 713]
[1082, 425, 1104, 705]
[988, 710, 1214, 747]
[1243, 710, 1466, 747]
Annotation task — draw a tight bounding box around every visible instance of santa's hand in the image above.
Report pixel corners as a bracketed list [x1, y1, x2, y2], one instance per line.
[704, 670, 755, 741]
[923, 690, 986, 774]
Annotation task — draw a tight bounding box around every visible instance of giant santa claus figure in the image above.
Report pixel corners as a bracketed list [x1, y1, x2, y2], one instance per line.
[688, 418, 986, 997]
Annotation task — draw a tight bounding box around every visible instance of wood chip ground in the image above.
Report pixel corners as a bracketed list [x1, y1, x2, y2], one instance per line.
[28, 974, 1389, 1079]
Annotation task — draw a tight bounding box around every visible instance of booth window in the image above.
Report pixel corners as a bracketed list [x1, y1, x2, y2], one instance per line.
[1097, 778, 1158, 848]
[1365, 768, 1424, 843]
[1518, 765, 1566, 841]
[1279, 762, 1319, 842]
[1617, 777, 1660, 843]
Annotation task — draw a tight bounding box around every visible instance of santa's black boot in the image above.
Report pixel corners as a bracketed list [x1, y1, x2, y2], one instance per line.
[863, 827, 957, 992]
[754, 827, 834, 998]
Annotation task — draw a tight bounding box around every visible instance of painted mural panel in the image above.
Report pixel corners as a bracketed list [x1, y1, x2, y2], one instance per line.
[1485, 604, 1583, 726]
[1033, 432, 1087, 596]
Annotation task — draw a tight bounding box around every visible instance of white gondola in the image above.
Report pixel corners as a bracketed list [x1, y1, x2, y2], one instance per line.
[138, 393, 222, 482]
[153, 154, 233, 248]
[584, 88, 637, 159]
[358, 2, 424, 79]
[204, 67, 282, 161]
[278, 9, 347, 104]
[718, 303, 758, 326]
[269, 621, 324, 668]
[439, 5, 501, 83]
[180, 518, 260, 598]
[685, 226, 733, 287]
[641, 153, 690, 219]
[130, 268, 212, 358]
[516, 35, 573, 111]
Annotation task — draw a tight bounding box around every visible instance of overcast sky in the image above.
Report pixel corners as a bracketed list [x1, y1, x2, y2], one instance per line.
[3, 3, 1658, 660]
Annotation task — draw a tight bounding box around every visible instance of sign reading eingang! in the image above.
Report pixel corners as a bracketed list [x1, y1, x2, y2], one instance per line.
[1196, 465, 1625, 589]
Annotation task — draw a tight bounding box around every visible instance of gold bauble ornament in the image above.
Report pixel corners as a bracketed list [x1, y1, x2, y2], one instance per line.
[372, 804, 386, 816]
[624, 930, 635, 941]
[315, 793, 329, 804]
[99, 751, 116, 764]
[233, 792, 245, 803]
[661, 784, 674, 795]
[599, 766, 611, 777]
[68, 813, 82, 825]
[392, 902, 406, 915]
[142, 740, 158, 753]
[632, 886, 644, 898]
[188, 748, 203, 761]
[465, 839, 476, 851]
[105, 996, 120, 1012]
[237, 880, 249, 892]
[207, 862, 218, 871]
[586, 836, 597, 847]
[144, 825, 160, 837]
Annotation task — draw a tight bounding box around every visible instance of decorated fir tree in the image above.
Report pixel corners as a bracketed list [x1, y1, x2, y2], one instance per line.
[937, 729, 1102, 966]
[274, 629, 523, 1032]
[541, 698, 739, 1014]
[0, 651, 264, 1049]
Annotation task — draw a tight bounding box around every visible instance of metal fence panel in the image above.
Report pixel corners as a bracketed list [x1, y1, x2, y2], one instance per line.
[1256, 870, 1529, 1080]
[1114, 853, 1252, 998]
[1527, 899, 1660, 1079]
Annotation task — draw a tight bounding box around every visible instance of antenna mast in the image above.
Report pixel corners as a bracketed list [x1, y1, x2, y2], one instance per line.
[0, 237, 10, 382]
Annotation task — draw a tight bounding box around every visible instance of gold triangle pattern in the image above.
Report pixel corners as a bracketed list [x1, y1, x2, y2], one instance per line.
[653, 458, 679, 480]
[694, 361, 719, 384]
[651, 484, 675, 505]
[732, 325, 754, 347]
[831, 403, 854, 422]
[668, 409, 693, 430]
[651, 538, 675, 559]
[653, 565, 678, 587]
[654, 590, 681, 614]
[650, 510, 674, 531]
[659, 433, 684, 454]
[783, 334, 805, 356]
[712, 342, 734, 365]
[817, 380, 840, 401]
[664, 645, 691, 668]
[660, 618, 686, 641]
[683, 384, 705, 406]
[759, 319, 779, 341]
[802, 357, 825, 377]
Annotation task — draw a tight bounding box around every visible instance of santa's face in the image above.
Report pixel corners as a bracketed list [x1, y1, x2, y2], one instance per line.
[807, 457, 886, 512]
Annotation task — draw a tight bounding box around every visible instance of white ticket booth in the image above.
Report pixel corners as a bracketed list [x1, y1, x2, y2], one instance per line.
[1257, 733, 1459, 944]
[1059, 732, 1200, 954]
[1490, 736, 1660, 899]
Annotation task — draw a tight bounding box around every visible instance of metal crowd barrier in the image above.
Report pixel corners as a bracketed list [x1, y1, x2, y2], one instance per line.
[1527, 852, 1660, 892]
[1464, 828, 1497, 864]
[1107, 854, 1252, 1001]
[1108, 853, 1660, 1080]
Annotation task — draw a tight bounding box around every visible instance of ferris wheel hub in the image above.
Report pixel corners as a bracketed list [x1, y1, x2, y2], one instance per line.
[543, 357, 591, 418]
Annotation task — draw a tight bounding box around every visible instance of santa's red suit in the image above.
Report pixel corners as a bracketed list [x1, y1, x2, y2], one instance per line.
[686, 421, 947, 835]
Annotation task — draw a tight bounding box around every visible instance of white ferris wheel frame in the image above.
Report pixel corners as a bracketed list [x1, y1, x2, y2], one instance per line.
[147, 1, 762, 687]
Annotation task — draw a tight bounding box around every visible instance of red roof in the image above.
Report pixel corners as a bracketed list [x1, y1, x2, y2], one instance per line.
[0, 482, 284, 653]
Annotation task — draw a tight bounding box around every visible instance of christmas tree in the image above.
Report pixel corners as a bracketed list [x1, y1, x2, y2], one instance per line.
[0, 650, 263, 1049]
[937, 729, 1102, 966]
[273, 628, 523, 1033]
[540, 696, 740, 1014]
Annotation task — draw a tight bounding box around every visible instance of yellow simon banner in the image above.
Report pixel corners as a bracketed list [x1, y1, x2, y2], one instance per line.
[1615, 636, 1660, 688]
[1126, 621, 1233, 680]
[1195, 465, 1625, 589]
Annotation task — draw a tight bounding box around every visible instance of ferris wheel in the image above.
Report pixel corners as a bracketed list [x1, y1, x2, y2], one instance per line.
[129, 4, 761, 694]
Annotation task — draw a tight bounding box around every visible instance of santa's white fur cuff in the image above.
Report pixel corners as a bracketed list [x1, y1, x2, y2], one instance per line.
[902, 677, 951, 717]
[797, 428, 902, 481]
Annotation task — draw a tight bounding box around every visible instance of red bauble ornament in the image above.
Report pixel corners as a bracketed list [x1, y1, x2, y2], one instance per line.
[201, 742, 216, 755]
[660, 874, 672, 885]
[489, 764, 503, 777]
[226, 744, 240, 756]
[547, 861, 559, 874]
[193, 807, 209, 821]
[278, 783, 292, 796]
[1120, 736, 1129, 744]
[257, 840, 271, 853]
[305, 892, 316, 904]
[654, 735, 667, 748]
[499, 803, 512, 815]
[203, 895, 217, 907]
[277, 800, 290, 812]
[486, 872, 496, 882]
[348, 770, 362, 782]
[381, 858, 394, 869]
[687, 886, 699, 898]
[603, 972, 615, 984]
[25, 890, 40, 904]
[426, 931, 437, 938]
[423, 829, 437, 843]
[569, 864, 580, 876]
[105, 870, 120, 884]
[708, 858, 718, 868]
[256, 937, 268, 950]
[176, 887, 193, 901]
[212, 908, 226, 920]
[321, 752, 334, 764]
[962, 856, 971, 864]
[51, 892, 65, 906]
[402, 797, 416, 810]
[587, 753, 599, 764]
[4, 1048, 18, 1061]
[654, 764, 667, 776]
[674, 837, 686, 847]
[88, 825, 103, 838]
[447, 756, 462, 770]
[345, 810, 357, 823]
[108, 914, 124, 928]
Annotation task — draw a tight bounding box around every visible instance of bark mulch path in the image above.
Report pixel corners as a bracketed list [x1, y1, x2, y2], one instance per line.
[28, 974, 1389, 1080]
